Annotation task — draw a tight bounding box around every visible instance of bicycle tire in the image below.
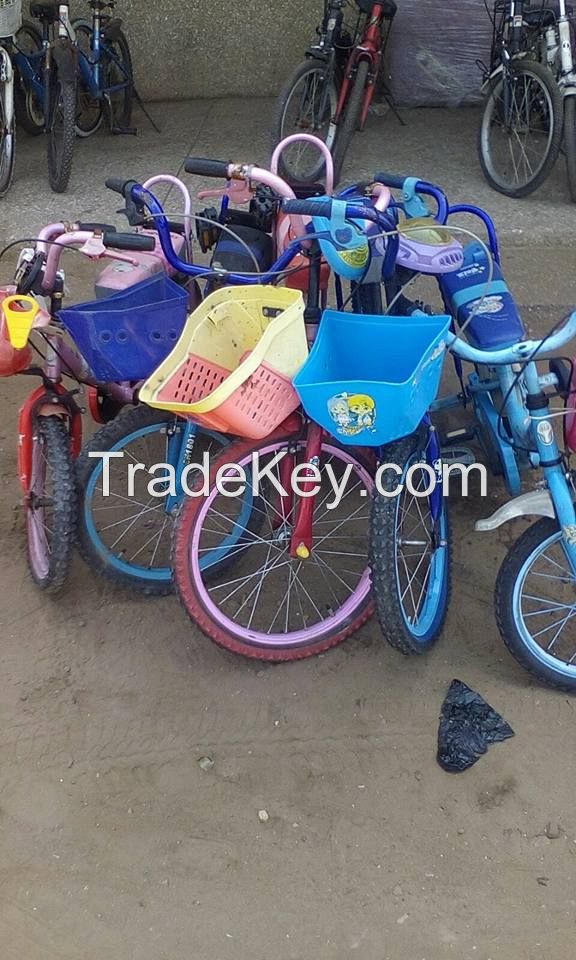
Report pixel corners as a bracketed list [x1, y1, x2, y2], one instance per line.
[495, 518, 576, 691]
[271, 58, 338, 182]
[478, 58, 563, 198]
[76, 405, 228, 596]
[173, 432, 375, 662]
[13, 21, 44, 136]
[47, 73, 76, 193]
[564, 94, 576, 202]
[102, 28, 133, 132]
[25, 415, 77, 593]
[73, 19, 104, 137]
[0, 79, 15, 197]
[369, 432, 452, 655]
[332, 59, 370, 185]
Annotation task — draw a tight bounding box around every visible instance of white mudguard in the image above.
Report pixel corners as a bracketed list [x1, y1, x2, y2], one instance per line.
[475, 490, 555, 532]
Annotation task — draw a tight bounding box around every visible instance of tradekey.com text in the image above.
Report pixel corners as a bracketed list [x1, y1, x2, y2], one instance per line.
[89, 451, 488, 510]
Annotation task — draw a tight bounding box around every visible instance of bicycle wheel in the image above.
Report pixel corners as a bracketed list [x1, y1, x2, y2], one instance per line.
[47, 72, 76, 193]
[173, 433, 374, 661]
[478, 59, 563, 198]
[102, 28, 133, 132]
[14, 22, 44, 136]
[564, 94, 576, 202]
[332, 59, 369, 185]
[0, 76, 15, 197]
[13, 22, 44, 135]
[26, 415, 77, 593]
[73, 20, 103, 137]
[369, 432, 451, 655]
[495, 518, 576, 691]
[271, 59, 338, 182]
[76, 405, 227, 596]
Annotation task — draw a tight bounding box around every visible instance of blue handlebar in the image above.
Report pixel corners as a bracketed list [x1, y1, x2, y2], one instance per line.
[374, 172, 449, 224]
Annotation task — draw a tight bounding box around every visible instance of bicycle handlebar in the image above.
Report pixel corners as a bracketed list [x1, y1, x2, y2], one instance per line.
[184, 158, 232, 178]
[448, 311, 576, 365]
[374, 172, 449, 224]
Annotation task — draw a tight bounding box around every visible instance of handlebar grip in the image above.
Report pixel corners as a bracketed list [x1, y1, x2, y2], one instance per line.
[373, 173, 406, 190]
[102, 232, 156, 252]
[184, 157, 231, 178]
[105, 177, 139, 197]
[282, 198, 333, 219]
[77, 222, 117, 233]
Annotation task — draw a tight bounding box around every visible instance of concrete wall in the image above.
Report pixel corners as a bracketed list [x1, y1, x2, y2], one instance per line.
[73, 1, 323, 100]
[71, 2, 491, 105]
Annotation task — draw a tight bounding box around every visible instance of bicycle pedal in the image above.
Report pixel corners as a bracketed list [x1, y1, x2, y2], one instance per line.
[111, 127, 137, 136]
[440, 446, 477, 467]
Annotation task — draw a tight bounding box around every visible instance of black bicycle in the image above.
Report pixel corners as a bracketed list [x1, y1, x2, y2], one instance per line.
[271, 0, 400, 184]
[478, 0, 564, 197]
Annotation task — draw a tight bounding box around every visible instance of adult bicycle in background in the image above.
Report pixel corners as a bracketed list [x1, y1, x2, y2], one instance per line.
[271, 0, 400, 184]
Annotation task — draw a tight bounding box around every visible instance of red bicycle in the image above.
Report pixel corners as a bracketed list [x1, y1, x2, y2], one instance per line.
[272, 0, 401, 184]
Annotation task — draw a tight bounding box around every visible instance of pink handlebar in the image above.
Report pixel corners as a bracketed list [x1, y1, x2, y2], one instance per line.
[270, 134, 335, 195]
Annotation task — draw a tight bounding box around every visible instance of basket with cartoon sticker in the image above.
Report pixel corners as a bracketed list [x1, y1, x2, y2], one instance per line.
[293, 310, 451, 446]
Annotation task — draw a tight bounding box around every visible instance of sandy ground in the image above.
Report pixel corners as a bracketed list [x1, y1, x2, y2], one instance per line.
[1, 102, 576, 960]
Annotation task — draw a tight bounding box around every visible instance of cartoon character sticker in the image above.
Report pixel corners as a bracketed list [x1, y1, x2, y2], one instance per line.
[327, 393, 376, 437]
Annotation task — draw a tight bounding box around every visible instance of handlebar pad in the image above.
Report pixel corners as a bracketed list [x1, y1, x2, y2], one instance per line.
[184, 158, 231, 178]
[102, 232, 156, 252]
[77, 222, 117, 233]
[282, 198, 333, 219]
[373, 173, 406, 190]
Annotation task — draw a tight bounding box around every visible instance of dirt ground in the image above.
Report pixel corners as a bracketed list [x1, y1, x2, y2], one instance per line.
[1, 105, 576, 960]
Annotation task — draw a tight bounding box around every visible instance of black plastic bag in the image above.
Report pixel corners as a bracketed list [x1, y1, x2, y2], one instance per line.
[437, 680, 515, 773]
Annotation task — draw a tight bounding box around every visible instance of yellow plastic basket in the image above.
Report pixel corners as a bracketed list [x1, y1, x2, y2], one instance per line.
[140, 285, 308, 438]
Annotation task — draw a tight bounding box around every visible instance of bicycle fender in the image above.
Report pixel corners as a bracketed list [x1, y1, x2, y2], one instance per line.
[475, 490, 555, 532]
[51, 39, 78, 83]
[18, 385, 82, 493]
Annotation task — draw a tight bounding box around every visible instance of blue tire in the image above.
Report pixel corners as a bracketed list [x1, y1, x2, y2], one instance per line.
[369, 432, 452, 653]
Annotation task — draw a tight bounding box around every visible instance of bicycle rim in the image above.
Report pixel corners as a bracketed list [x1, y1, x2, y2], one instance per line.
[513, 529, 576, 678]
[0, 91, 15, 197]
[481, 65, 559, 194]
[82, 420, 226, 584]
[280, 66, 337, 180]
[393, 462, 449, 639]
[177, 440, 373, 650]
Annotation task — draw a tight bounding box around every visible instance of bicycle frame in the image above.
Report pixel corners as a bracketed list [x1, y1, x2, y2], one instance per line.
[77, 2, 130, 103]
[335, 2, 386, 127]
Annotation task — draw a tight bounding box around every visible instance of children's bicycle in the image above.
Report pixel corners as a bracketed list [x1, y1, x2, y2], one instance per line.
[272, 0, 401, 184]
[296, 175, 576, 691]
[75, 143, 336, 596]
[0, 168, 201, 593]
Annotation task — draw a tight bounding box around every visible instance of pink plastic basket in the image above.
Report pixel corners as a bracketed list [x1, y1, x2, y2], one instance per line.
[155, 352, 300, 438]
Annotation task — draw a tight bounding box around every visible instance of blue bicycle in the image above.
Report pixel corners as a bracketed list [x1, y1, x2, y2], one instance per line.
[73, 0, 134, 137]
[288, 179, 576, 690]
[11, 0, 76, 192]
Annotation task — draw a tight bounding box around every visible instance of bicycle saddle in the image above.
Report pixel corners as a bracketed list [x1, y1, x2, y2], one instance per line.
[30, 0, 59, 22]
[524, 1, 573, 27]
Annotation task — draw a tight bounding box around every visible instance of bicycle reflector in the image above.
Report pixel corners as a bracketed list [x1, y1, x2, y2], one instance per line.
[2, 295, 40, 349]
[311, 199, 370, 281]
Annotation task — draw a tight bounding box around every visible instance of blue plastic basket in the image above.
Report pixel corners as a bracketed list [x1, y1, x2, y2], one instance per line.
[58, 275, 189, 382]
[294, 310, 451, 446]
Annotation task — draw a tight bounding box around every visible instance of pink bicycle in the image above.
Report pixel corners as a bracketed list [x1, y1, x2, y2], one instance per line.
[0, 173, 196, 592]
